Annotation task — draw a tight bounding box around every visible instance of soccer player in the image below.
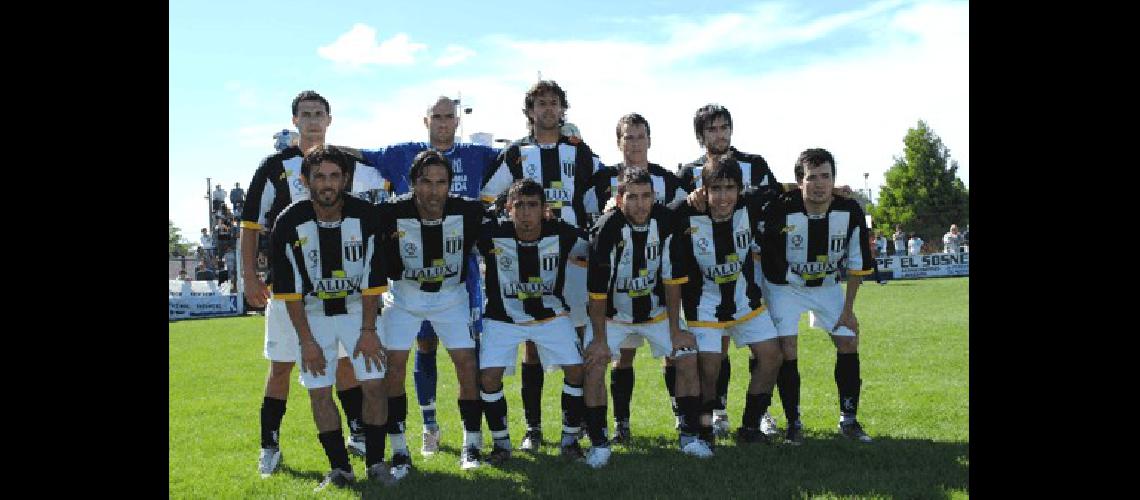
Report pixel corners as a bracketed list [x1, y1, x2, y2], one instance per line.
[755, 148, 875, 444]
[584, 168, 709, 461]
[579, 113, 688, 442]
[480, 80, 602, 451]
[269, 145, 395, 490]
[373, 150, 488, 474]
[669, 155, 784, 446]
[475, 179, 593, 465]
[241, 91, 380, 477]
[356, 96, 499, 456]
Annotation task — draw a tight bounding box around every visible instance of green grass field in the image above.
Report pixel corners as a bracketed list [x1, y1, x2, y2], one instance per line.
[170, 277, 968, 499]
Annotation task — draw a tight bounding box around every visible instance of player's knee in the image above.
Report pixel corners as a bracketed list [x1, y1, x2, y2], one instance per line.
[563, 364, 584, 385]
[616, 348, 636, 368]
[268, 361, 294, 381]
[480, 370, 504, 393]
[834, 335, 858, 353]
[361, 379, 387, 400]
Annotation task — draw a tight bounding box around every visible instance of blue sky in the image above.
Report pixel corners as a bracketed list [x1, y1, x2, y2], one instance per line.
[170, 0, 968, 240]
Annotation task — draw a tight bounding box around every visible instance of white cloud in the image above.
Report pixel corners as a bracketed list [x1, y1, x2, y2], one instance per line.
[435, 45, 477, 67]
[317, 24, 427, 67]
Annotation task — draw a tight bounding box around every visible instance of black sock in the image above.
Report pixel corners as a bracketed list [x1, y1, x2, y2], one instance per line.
[561, 382, 585, 444]
[676, 396, 702, 436]
[521, 362, 544, 429]
[481, 389, 510, 445]
[585, 405, 609, 447]
[716, 357, 731, 410]
[835, 353, 861, 418]
[363, 424, 386, 467]
[458, 399, 482, 432]
[610, 367, 634, 423]
[337, 386, 364, 435]
[748, 356, 757, 375]
[317, 429, 351, 472]
[386, 394, 409, 453]
[741, 392, 773, 429]
[260, 397, 286, 448]
[663, 365, 679, 417]
[700, 398, 718, 438]
[777, 359, 801, 425]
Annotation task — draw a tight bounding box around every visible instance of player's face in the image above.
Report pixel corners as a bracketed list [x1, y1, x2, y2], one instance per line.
[527, 92, 564, 132]
[618, 122, 650, 166]
[700, 116, 732, 155]
[508, 194, 544, 234]
[412, 164, 450, 217]
[706, 177, 739, 220]
[293, 100, 331, 142]
[799, 162, 835, 206]
[307, 161, 347, 208]
[618, 181, 654, 225]
[424, 100, 459, 145]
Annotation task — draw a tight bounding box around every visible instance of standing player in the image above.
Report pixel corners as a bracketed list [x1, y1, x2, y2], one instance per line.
[480, 81, 601, 451]
[374, 151, 488, 474]
[357, 96, 499, 456]
[269, 145, 395, 490]
[242, 91, 383, 477]
[584, 168, 710, 462]
[669, 155, 784, 446]
[476, 179, 593, 465]
[756, 148, 874, 444]
[579, 113, 688, 441]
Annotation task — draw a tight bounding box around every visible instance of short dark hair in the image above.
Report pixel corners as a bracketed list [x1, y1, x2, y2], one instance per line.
[793, 148, 836, 183]
[615, 113, 651, 141]
[700, 154, 743, 192]
[426, 96, 457, 116]
[409, 150, 454, 186]
[523, 80, 568, 125]
[292, 90, 330, 117]
[616, 168, 653, 197]
[507, 178, 545, 206]
[693, 104, 732, 145]
[301, 145, 352, 179]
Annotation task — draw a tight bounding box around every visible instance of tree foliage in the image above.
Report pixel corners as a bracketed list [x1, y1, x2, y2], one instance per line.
[872, 120, 968, 242]
[169, 220, 192, 257]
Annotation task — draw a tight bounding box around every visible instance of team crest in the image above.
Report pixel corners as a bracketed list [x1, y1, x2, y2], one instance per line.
[561, 161, 574, 178]
[526, 164, 537, 177]
[307, 249, 319, 268]
[735, 230, 750, 249]
[541, 253, 559, 271]
[445, 236, 463, 254]
[343, 239, 364, 262]
[696, 237, 711, 255]
[830, 235, 847, 253]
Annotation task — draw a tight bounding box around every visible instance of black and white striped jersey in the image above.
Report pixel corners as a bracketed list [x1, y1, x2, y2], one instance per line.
[587, 204, 685, 324]
[669, 195, 778, 327]
[677, 147, 782, 194]
[477, 218, 589, 325]
[479, 135, 602, 229]
[757, 190, 874, 287]
[241, 145, 392, 232]
[375, 194, 486, 305]
[580, 162, 689, 227]
[269, 195, 388, 316]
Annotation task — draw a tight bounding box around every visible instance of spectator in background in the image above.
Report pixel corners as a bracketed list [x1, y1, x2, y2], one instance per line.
[869, 230, 887, 285]
[216, 218, 234, 254]
[874, 231, 887, 257]
[892, 225, 906, 257]
[943, 224, 963, 254]
[200, 228, 215, 261]
[224, 247, 237, 289]
[195, 261, 216, 281]
[230, 182, 246, 217]
[962, 225, 969, 251]
[213, 184, 227, 211]
[216, 258, 229, 289]
[908, 233, 924, 256]
[178, 269, 190, 281]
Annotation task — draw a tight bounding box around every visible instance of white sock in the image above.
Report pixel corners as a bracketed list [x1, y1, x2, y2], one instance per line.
[464, 431, 482, 450]
[390, 432, 408, 454]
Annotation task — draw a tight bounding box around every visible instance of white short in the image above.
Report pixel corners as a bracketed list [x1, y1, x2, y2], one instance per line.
[380, 290, 475, 351]
[297, 313, 386, 389]
[584, 319, 674, 359]
[480, 316, 583, 373]
[564, 263, 588, 327]
[689, 309, 778, 353]
[263, 299, 349, 362]
[764, 280, 855, 337]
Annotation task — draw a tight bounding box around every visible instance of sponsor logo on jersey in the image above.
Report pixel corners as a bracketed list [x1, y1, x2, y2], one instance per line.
[503, 276, 551, 299]
[404, 259, 459, 283]
[791, 257, 837, 280]
[314, 270, 360, 299]
[791, 234, 804, 249]
[545, 181, 571, 209]
[615, 269, 655, 297]
[705, 254, 741, 284]
[696, 237, 711, 255]
[403, 242, 418, 257]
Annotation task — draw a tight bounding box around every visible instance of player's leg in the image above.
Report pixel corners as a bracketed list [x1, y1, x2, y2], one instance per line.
[333, 351, 366, 457]
[478, 319, 524, 465]
[519, 340, 544, 451]
[662, 356, 681, 429]
[767, 282, 808, 445]
[338, 314, 394, 485]
[430, 302, 482, 469]
[378, 302, 422, 477]
[581, 322, 624, 466]
[810, 286, 871, 443]
[736, 324, 782, 445]
[610, 336, 640, 443]
[712, 335, 732, 437]
[530, 316, 590, 462]
[301, 317, 355, 491]
[691, 326, 726, 446]
[413, 321, 441, 450]
[258, 300, 298, 477]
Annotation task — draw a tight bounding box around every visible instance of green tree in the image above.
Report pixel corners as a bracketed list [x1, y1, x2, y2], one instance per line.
[169, 220, 191, 257]
[872, 120, 968, 243]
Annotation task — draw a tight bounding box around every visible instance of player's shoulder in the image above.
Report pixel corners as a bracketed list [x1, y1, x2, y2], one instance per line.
[446, 194, 484, 211]
[829, 195, 864, 214]
[592, 208, 626, 234]
[732, 147, 769, 166]
[258, 146, 301, 170]
[274, 199, 314, 227]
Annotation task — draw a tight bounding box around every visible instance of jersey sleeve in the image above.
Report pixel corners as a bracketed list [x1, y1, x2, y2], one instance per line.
[481, 146, 518, 203]
[361, 210, 389, 295]
[677, 165, 697, 192]
[663, 206, 692, 286]
[587, 215, 617, 299]
[269, 218, 303, 301]
[241, 157, 277, 231]
[845, 203, 874, 276]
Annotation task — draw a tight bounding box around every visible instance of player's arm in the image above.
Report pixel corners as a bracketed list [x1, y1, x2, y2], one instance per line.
[356, 212, 390, 372]
[836, 207, 873, 334]
[663, 218, 696, 353]
[584, 217, 615, 366]
[480, 147, 516, 203]
[271, 221, 325, 376]
[240, 162, 276, 306]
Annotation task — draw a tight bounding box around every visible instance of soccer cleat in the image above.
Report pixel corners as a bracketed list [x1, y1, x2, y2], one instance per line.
[257, 447, 282, 478]
[366, 462, 397, 486]
[346, 433, 367, 458]
[390, 452, 413, 480]
[486, 445, 512, 465]
[699, 428, 717, 449]
[560, 441, 585, 462]
[838, 421, 873, 443]
[520, 429, 543, 452]
[681, 439, 714, 458]
[712, 414, 731, 438]
[585, 446, 612, 469]
[314, 468, 354, 491]
[784, 422, 804, 446]
[612, 421, 632, 444]
[421, 428, 441, 456]
[759, 411, 781, 437]
[459, 447, 482, 470]
[735, 427, 772, 444]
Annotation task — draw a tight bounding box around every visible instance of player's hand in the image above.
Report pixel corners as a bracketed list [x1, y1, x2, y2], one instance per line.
[834, 185, 853, 198]
[243, 274, 270, 307]
[584, 339, 610, 367]
[354, 330, 387, 373]
[300, 340, 326, 376]
[834, 309, 859, 335]
[670, 329, 697, 356]
[687, 187, 708, 212]
[543, 206, 555, 220]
